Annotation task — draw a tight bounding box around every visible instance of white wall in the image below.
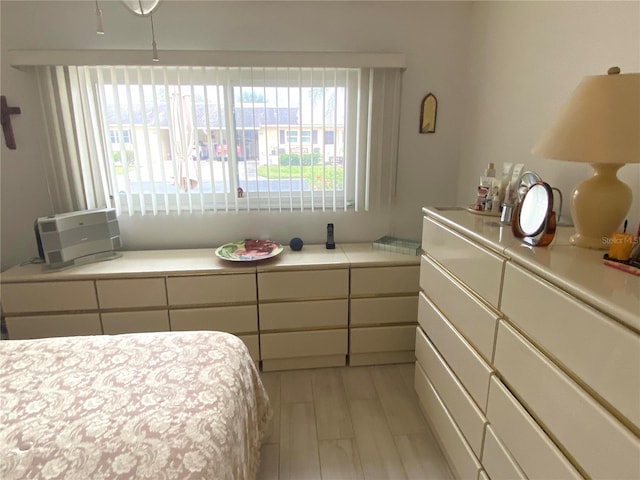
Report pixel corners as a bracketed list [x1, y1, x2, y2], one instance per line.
[460, 1, 640, 229]
[0, 0, 471, 270]
[2, 1, 638, 272]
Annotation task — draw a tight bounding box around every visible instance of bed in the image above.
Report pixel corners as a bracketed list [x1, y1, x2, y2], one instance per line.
[0, 331, 272, 480]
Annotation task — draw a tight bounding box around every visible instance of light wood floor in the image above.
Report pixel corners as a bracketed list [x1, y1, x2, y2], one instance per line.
[257, 363, 454, 480]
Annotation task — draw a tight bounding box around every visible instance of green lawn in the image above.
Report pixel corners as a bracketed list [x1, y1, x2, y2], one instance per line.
[257, 165, 344, 190]
[114, 165, 135, 174]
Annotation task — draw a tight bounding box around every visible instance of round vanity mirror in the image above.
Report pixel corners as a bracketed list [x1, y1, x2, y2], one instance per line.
[519, 183, 550, 236]
[512, 181, 557, 246]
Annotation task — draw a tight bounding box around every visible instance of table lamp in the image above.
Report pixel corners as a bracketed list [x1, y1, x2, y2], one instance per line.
[532, 67, 640, 249]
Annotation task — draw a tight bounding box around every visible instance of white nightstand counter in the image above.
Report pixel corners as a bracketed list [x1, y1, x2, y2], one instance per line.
[1, 248, 254, 281]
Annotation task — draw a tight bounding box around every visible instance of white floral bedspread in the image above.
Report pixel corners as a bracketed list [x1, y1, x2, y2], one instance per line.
[0, 331, 272, 480]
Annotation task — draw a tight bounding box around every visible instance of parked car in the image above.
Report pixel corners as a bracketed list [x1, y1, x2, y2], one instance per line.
[214, 143, 244, 161]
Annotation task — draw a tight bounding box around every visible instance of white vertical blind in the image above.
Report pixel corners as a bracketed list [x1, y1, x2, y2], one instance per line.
[36, 64, 403, 216]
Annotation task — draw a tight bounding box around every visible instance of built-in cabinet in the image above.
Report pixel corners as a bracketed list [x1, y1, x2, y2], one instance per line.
[416, 206, 640, 480]
[344, 244, 420, 366]
[1, 244, 420, 371]
[257, 253, 350, 371]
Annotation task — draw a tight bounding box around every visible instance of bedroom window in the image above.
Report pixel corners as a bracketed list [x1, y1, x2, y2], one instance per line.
[35, 59, 403, 216]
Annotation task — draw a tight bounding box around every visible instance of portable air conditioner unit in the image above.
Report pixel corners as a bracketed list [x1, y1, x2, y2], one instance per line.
[35, 208, 121, 269]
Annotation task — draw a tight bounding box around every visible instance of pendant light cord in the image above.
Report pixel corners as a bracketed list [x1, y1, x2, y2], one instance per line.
[150, 14, 159, 61]
[95, 0, 104, 34]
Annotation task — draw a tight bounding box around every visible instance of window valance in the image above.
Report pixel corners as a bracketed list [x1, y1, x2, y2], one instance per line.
[9, 50, 406, 69]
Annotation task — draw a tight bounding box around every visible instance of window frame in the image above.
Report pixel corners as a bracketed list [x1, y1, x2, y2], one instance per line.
[91, 66, 358, 214]
[30, 52, 404, 216]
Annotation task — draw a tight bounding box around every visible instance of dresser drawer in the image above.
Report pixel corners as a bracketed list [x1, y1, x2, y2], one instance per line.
[1, 281, 97, 313]
[101, 310, 170, 334]
[422, 217, 504, 308]
[96, 278, 167, 309]
[166, 274, 256, 306]
[350, 265, 419, 295]
[238, 334, 259, 362]
[350, 325, 416, 353]
[486, 376, 581, 479]
[415, 327, 486, 456]
[503, 262, 640, 429]
[169, 305, 257, 334]
[258, 269, 348, 300]
[171, 308, 259, 361]
[420, 255, 498, 361]
[260, 329, 347, 360]
[350, 296, 418, 326]
[417, 292, 493, 410]
[5, 313, 102, 339]
[259, 299, 347, 331]
[494, 321, 639, 479]
[481, 425, 526, 480]
[414, 363, 481, 480]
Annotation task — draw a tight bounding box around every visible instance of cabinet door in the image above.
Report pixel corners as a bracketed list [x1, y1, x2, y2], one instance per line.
[422, 216, 504, 308]
[170, 305, 257, 334]
[350, 265, 419, 295]
[420, 256, 498, 362]
[1, 281, 97, 313]
[350, 325, 416, 354]
[167, 274, 256, 306]
[417, 292, 492, 410]
[96, 278, 166, 309]
[102, 310, 170, 334]
[258, 269, 348, 300]
[415, 327, 486, 456]
[238, 334, 259, 362]
[481, 425, 527, 480]
[350, 296, 417, 326]
[6, 313, 102, 339]
[494, 321, 639, 479]
[414, 363, 482, 480]
[259, 299, 347, 331]
[502, 261, 640, 430]
[260, 329, 347, 359]
[486, 376, 581, 480]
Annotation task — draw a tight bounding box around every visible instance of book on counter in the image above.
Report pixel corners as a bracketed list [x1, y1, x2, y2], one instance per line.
[372, 236, 421, 256]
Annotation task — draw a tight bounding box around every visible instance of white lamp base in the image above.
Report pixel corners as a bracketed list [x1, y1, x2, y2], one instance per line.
[570, 163, 632, 249]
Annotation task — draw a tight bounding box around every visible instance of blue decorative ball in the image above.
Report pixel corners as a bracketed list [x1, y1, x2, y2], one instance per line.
[289, 237, 304, 251]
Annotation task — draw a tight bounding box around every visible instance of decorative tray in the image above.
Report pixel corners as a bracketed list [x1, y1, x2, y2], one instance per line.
[215, 239, 283, 261]
[466, 205, 500, 217]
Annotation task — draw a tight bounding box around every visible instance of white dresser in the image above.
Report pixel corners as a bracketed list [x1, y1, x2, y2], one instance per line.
[415, 206, 639, 480]
[1, 243, 419, 371]
[0, 249, 262, 360]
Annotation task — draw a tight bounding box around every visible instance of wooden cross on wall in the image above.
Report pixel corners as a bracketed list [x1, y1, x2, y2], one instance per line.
[1, 96, 22, 150]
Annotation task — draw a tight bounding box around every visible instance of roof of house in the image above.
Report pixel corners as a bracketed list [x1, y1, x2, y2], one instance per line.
[106, 103, 300, 129]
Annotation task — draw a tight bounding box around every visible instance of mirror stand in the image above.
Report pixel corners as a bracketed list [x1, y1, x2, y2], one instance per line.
[512, 181, 557, 246]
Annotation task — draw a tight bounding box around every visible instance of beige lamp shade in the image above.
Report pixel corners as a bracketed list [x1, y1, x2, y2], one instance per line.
[532, 69, 640, 249]
[532, 71, 640, 164]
